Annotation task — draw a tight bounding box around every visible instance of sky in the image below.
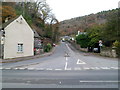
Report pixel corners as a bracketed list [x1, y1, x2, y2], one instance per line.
[46, 0, 120, 21]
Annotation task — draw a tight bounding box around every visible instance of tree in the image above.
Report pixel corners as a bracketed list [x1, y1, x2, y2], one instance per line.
[50, 18, 59, 43]
[101, 8, 120, 42]
[86, 24, 103, 47]
[1, 5, 16, 23]
[76, 34, 90, 48]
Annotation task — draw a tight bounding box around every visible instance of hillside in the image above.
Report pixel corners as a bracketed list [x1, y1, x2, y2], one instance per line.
[59, 8, 118, 36]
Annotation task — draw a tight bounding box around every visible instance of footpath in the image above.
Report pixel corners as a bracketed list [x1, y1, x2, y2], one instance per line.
[0, 47, 55, 63]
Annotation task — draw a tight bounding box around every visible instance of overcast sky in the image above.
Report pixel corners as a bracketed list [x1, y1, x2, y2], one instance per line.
[46, 0, 119, 21]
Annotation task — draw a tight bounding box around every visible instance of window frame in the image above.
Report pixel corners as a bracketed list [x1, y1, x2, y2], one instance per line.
[17, 43, 23, 53]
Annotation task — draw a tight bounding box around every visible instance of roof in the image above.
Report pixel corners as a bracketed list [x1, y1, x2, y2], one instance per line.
[0, 15, 41, 38]
[0, 16, 19, 30]
[33, 29, 40, 38]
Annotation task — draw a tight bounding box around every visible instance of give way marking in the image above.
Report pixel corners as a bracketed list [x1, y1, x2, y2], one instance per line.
[77, 59, 86, 64]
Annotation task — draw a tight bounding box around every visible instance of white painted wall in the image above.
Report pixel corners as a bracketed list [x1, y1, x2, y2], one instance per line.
[4, 15, 34, 59]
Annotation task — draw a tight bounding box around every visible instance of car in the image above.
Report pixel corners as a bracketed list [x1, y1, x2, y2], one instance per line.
[52, 43, 56, 47]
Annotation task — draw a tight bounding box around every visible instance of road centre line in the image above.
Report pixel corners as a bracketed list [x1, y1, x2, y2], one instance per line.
[65, 61, 68, 70]
[66, 44, 71, 51]
[80, 80, 120, 83]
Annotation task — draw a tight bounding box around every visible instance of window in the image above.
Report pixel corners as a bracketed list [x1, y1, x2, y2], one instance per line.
[18, 44, 23, 52]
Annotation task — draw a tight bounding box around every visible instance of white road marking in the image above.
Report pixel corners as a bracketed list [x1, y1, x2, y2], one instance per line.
[65, 61, 68, 70]
[77, 59, 86, 64]
[55, 69, 62, 70]
[36, 68, 44, 70]
[19, 68, 25, 70]
[28, 68, 35, 70]
[59, 81, 62, 84]
[66, 44, 71, 51]
[80, 80, 120, 83]
[0, 67, 2, 69]
[83, 67, 90, 70]
[111, 67, 119, 69]
[46, 68, 53, 70]
[101, 67, 110, 70]
[13, 68, 19, 70]
[90, 67, 100, 70]
[65, 57, 68, 61]
[74, 68, 82, 70]
[65, 68, 71, 70]
[4, 68, 11, 70]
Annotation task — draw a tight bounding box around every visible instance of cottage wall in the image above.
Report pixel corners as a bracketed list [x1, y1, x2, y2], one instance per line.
[4, 15, 34, 59]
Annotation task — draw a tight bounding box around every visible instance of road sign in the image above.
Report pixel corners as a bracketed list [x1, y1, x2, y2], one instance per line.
[99, 40, 102, 46]
[99, 43, 102, 46]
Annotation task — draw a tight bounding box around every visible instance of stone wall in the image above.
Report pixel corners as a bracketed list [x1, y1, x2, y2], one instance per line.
[100, 48, 117, 58]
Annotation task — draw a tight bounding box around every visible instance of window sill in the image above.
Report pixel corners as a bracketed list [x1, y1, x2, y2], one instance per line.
[17, 52, 24, 54]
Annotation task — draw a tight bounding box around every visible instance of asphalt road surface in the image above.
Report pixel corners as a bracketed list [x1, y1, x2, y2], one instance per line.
[1, 41, 119, 88]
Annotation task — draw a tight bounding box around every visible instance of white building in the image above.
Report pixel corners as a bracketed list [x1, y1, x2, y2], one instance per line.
[0, 15, 34, 59]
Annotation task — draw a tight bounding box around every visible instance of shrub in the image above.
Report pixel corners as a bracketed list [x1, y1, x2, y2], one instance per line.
[113, 40, 120, 56]
[44, 43, 52, 52]
[76, 34, 90, 48]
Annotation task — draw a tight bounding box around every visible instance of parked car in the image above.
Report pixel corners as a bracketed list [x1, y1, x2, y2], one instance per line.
[52, 43, 56, 47]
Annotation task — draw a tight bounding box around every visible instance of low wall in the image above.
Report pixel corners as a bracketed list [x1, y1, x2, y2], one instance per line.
[100, 48, 117, 58]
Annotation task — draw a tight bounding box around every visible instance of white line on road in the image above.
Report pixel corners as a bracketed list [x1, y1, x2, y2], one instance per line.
[35, 68, 44, 70]
[83, 67, 90, 70]
[101, 67, 110, 70]
[80, 81, 120, 83]
[65, 68, 72, 70]
[19, 68, 25, 70]
[90, 67, 100, 70]
[46, 68, 53, 70]
[111, 67, 119, 69]
[0, 67, 2, 69]
[66, 44, 71, 51]
[65, 61, 68, 70]
[55, 69, 62, 70]
[28, 68, 35, 70]
[77, 59, 86, 64]
[4, 68, 11, 70]
[65, 57, 68, 61]
[74, 68, 82, 70]
[13, 68, 19, 70]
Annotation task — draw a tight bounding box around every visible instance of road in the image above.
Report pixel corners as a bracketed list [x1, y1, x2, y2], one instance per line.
[1, 41, 119, 88]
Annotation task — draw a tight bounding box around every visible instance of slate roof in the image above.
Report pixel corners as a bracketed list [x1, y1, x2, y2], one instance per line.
[33, 29, 40, 38]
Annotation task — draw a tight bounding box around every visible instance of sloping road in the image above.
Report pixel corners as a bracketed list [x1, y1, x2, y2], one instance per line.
[1, 41, 119, 88]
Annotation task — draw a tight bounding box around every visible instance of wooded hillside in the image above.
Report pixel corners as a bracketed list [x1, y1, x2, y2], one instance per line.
[59, 8, 119, 36]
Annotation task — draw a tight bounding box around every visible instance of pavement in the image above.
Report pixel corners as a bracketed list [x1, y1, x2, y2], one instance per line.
[1, 41, 119, 88]
[0, 47, 56, 63]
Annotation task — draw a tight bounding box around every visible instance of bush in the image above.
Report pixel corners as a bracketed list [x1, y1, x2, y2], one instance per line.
[76, 34, 90, 48]
[44, 43, 52, 52]
[113, 40, 120, 56]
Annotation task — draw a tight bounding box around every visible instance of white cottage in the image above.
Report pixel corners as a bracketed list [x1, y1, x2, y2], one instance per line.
[0, 15, 34, 59]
